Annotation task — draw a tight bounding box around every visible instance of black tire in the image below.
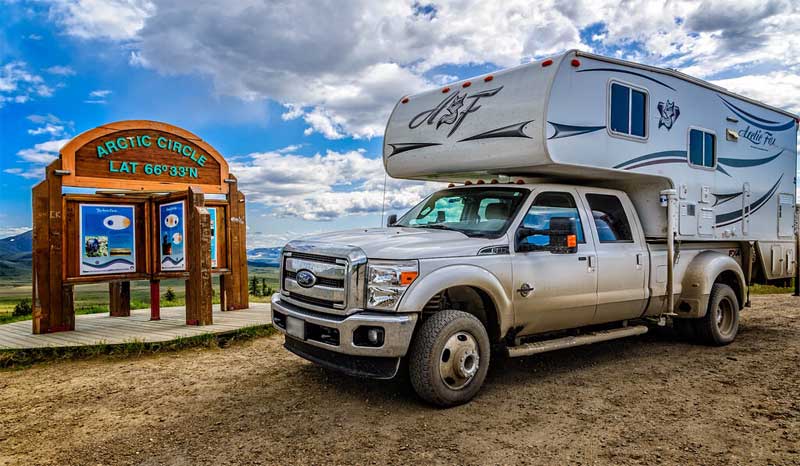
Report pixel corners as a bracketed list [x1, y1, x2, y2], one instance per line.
[693, 283, 740, 346]
[408, 310, 490, 407]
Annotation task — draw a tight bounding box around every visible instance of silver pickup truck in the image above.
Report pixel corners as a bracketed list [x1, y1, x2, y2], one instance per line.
[272, 183, 746, 406]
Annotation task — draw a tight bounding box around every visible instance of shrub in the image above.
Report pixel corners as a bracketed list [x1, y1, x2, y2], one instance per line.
[12, 299, 32, 317]
[164, 287, 177, 302]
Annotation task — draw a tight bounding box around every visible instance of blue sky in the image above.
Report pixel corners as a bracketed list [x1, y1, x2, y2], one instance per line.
[1, 0, 798, 247]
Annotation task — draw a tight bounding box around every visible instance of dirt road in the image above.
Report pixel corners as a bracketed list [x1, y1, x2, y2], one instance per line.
[1, 294, 799, 465]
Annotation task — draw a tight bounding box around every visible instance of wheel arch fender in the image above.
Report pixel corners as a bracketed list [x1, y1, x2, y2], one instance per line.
[678, 250, 746, 318]
[397, 264, 513, 337]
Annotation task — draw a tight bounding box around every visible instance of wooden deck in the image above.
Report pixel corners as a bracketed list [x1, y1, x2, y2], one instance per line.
[0, 303, 272, 350]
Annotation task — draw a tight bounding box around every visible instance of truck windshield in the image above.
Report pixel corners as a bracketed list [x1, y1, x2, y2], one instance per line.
[394, 187, 529, 237]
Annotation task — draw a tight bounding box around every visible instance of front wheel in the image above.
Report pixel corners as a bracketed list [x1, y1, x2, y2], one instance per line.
[408, 310, 490, 407]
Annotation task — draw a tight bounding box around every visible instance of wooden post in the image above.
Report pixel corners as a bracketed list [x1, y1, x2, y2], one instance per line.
[150, 280, 161, 320]
[225, 175, 249, 310]
[109, 281, 131, 317]
[186, 188, 213, 325]
[32, 160, 74, 333]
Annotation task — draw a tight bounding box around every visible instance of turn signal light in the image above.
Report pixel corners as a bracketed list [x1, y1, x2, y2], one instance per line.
[442, 87, 450, 93]
[571, 59, 581, 67]
[400, 271, 418, 285]
[542, 59, 553, 67]
[567, 235, 577, 248]
[401, 97, 409, 104]
[476, 179, 485, 184]
[515, 179, 525, 184]
[484, 75, 494, 82]
[465, 180, 472, 185]
[462, 81, 471, 88]
[490, 179, 499, 184]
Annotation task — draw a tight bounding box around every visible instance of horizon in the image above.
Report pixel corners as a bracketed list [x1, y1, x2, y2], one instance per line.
[2, 1, 799, 246]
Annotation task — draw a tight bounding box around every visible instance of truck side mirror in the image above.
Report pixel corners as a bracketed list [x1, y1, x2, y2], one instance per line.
[548, 217, 578, 254]
[516, 217, 578, 254]
[386, 214, 398, 227]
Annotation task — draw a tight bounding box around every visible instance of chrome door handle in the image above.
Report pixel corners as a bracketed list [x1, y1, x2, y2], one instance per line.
[517, 283, 534, 297]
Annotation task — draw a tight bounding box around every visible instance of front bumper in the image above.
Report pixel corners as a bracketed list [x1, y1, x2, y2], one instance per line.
[271, 294, 418, 359]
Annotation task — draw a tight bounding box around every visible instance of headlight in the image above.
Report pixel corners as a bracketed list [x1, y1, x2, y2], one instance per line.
[366, 260, 419, 310]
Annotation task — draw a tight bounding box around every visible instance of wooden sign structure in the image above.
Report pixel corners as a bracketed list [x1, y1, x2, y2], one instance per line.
[31, 120, 249, 334]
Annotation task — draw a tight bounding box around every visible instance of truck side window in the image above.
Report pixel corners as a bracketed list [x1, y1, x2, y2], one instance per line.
[520, 192, 585, 249]
[609, 82, 647, 139]
[688, 128, 716, 168]
[585, 194, 633, 242]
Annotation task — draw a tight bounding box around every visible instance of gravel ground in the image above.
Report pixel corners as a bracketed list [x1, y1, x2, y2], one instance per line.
[1, 294, 798, 466]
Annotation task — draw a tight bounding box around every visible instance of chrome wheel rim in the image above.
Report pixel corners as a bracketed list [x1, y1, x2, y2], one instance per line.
[439, 331, 480, 390]
[716, 297, 735, 337]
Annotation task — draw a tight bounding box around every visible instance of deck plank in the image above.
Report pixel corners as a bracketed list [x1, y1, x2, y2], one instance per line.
[0, 303, 272, 349]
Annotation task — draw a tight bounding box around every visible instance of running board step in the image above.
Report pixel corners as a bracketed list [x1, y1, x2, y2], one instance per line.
[507, 325, 648, 358]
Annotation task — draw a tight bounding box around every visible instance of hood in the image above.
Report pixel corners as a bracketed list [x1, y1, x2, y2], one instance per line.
[293, 227, 507, 260]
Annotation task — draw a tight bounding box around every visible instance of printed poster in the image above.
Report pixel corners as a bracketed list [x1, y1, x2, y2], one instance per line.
[209, 207, 218, 268]
[79, 204, 136, 275]
[159, 200, 186, 271]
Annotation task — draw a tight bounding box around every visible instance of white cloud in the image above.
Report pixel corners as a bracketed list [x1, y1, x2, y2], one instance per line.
[45, 65, 75, 76]
[89, 89, 112, 97]
[27, 123, 65, 136]
[3, 168, 42, 180]
[43, 0, 800, 138]
[231, 147, 442, 221]
[46, 0, 156, 41]
[0, 62, 55, 107]
[15, 138, 70, 164]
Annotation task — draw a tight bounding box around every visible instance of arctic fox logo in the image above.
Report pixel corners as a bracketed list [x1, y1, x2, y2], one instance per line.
[409, 86, 503, 137]
[657, 100, 680, 130]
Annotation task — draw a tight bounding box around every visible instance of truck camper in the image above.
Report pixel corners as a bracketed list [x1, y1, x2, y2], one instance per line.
[273, 50, 799, 406]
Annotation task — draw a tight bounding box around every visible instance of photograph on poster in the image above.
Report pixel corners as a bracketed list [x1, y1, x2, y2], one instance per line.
[79, 204, 136, 275]
[209, 207, 218, 268]
[159, 200, 186, 271]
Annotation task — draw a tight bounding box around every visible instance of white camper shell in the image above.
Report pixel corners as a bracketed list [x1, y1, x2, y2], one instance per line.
[384, 50, 798, 277]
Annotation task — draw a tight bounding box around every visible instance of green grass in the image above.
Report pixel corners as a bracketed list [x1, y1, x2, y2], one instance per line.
[0, 324, 277, 369]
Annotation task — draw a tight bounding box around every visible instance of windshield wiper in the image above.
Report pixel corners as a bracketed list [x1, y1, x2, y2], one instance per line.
[414, 224, 459, 232]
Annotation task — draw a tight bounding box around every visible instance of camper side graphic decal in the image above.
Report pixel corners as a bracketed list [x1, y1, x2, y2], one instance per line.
[547, 122, 606, 140]
[715, 176, 782, 227]
[614, 148, 784, 176]
[458, 120, 534, 142]
[719, 96, 795, 132]
[657, 100, 680, 130]
[576, 68, 676, 91]
[409, 86, 503, 137]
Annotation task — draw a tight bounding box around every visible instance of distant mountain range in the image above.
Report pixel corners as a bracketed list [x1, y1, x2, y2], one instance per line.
[0, 230, 32, 281]
[0, 230, 281, 282]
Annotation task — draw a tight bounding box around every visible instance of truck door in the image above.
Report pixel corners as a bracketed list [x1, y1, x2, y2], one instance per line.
[578, 190, 648, 324]
[511, 190, 597, 336]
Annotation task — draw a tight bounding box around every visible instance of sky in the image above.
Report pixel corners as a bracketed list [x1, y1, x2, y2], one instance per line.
[1, 0, 798, 247]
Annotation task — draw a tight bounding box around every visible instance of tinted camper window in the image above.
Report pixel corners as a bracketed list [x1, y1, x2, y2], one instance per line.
[689, 129, 716, 168]
[609, 82, 647, 139]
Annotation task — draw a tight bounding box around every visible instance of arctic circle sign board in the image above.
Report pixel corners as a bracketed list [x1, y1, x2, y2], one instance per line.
[59, 120, 230, 194]
[31, 120, 249, 335]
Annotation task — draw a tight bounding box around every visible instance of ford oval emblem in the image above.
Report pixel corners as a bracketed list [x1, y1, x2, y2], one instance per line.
[296, 269, 317, 288]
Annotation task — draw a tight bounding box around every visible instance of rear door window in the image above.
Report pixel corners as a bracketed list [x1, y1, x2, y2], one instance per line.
[585, 194, 633, 243]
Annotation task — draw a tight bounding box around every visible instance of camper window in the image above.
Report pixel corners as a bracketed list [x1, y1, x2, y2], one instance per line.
[585, 194, 633, 243]
[688, 128, 716, 168]
[609, 82, 647, 140]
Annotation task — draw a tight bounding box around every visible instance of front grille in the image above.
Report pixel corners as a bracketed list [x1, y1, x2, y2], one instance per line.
[289, 251, 342, 264]
[287, 293, 341, 309]
[282, 251, 348, 312]
[285, 270, 343, 288]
